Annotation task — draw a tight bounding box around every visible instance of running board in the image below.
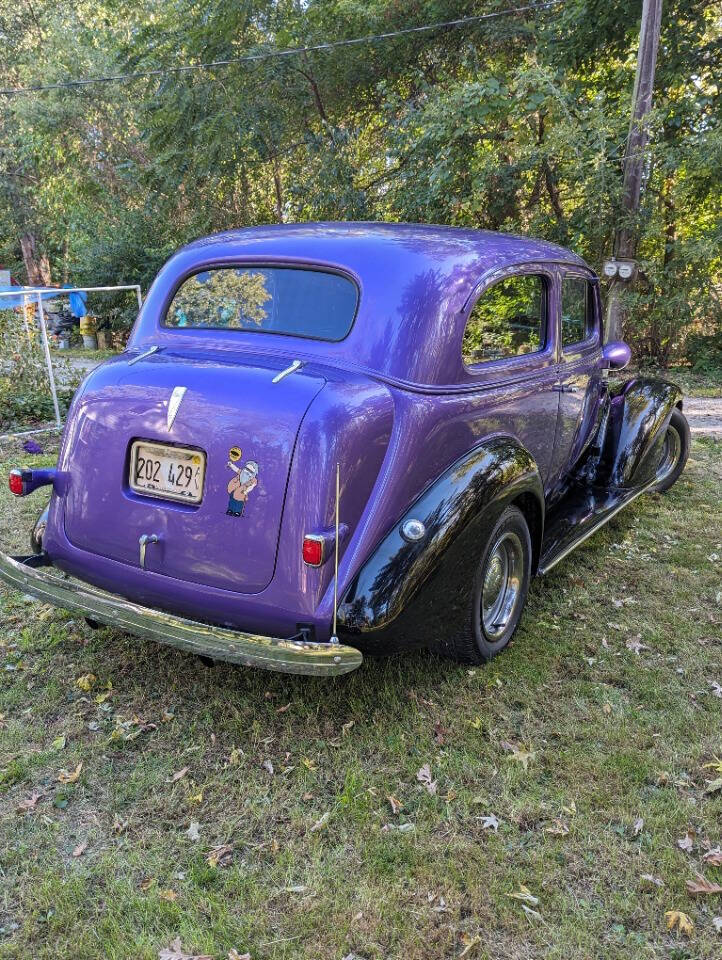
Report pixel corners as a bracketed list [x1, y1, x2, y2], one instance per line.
[538, 478, 656, 575]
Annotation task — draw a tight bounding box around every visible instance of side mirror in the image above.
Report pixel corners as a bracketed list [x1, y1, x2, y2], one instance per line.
[602, 341, 631, 370]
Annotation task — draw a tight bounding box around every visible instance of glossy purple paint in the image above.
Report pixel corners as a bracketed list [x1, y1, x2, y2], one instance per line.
[602, 340, 632, 370]
[40, 223, 611, 641]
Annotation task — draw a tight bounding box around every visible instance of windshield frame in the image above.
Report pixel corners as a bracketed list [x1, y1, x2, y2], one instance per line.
[159, 260, 361, 344]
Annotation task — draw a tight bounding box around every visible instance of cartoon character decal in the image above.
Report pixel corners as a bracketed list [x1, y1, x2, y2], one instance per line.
[226, 446, 259, 517]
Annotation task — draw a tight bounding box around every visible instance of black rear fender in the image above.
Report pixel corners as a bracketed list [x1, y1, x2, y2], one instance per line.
[336, 437, 543, 652]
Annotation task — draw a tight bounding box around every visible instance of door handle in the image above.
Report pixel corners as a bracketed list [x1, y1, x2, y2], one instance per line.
[139, 533, 159, 570]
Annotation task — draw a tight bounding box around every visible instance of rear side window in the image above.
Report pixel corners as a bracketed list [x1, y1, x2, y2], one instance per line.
[462, 274, 546, 367]
[164, 266, 358, 341]
[561, 277, 594, 349]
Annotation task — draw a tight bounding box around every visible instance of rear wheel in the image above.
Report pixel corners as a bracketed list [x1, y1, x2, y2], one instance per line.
[652, 407, 690, 493]
[443, 505, 531, 664]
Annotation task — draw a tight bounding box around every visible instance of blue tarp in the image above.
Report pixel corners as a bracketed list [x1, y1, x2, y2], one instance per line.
[65, 286, 87, 318]
[0, 285, 60, 311]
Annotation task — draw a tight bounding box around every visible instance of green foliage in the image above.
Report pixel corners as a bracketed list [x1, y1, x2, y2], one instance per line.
[0, 0, 720, 365]
[0, 309, 80, 430]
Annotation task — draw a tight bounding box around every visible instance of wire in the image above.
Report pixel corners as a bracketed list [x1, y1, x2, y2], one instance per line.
[0, 1, 565, 97]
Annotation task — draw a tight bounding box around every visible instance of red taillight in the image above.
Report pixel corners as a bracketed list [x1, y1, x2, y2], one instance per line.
[8, 470, 25, 496]
[302, 536, 324, 566]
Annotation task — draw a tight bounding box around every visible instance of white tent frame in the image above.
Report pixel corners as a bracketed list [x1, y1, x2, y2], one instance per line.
[0, 284, 142, 439]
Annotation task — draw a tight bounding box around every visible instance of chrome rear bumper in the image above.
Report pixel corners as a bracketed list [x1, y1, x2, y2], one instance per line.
[0, 551, 362, 677]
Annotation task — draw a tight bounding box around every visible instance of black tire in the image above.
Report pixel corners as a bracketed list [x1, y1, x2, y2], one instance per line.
[443, 505, 532, 664]
[652, 407, 690, 493]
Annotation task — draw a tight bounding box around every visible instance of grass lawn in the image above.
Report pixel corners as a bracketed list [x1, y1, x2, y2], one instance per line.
[0, 436, 720, 960]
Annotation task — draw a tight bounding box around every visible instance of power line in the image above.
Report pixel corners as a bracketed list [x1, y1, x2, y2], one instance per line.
[0, 1, 565, 97]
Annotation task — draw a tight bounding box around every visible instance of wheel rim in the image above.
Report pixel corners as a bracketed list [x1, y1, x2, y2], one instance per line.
[481, 531, 524, 642]
[656, 423, 681, 485]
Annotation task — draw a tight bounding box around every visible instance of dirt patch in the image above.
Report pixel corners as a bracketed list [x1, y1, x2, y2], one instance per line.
[684, 396, 722, 436]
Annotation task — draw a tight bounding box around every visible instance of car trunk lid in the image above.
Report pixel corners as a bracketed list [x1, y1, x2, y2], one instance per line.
[62, 351, 324, 593]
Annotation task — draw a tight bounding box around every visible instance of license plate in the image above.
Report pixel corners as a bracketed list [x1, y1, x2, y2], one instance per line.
[129, 441, 206, 504]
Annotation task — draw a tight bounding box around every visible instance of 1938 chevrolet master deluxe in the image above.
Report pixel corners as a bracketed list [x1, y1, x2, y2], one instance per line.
[2, 224, 690, 676]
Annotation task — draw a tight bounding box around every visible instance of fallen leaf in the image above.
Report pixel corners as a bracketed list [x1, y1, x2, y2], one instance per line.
[665, 910, 694, 936]
[112, 817, 129, 833]
[633, 817, 644, 837]
[545, 819, 569, 836]
[140, 877, 156, 891]
[51, 735, 66, 750]
[170, 766, 189, 783]
[507, 884, 539, 906]
[433, 720, 448, 746]
[157, 937, 211, 960]
[158, 888, 178, 902]
[416, 763, 437, 796]
[458, 934, 481, 958]
[713, 916, 722, 932]
[276, 702, 291, 713]
[501, 742, 536, 771]
[262, 759, 274, 775]
[227, 951, 251, 960]
[161, 708, 175, 723]
[76, 673, 96, 691]
[206, 844, 233, 868]
[381, 821, 415, 833]
[228, 747, 241, 766]
[522, 904, 544, 923]
[703, 847, 722, 867]
[705, 778, 722, 795]
[626, 637, 649, 655]
[641, 874, 664, 888]
[186, 821, 201, 842]
[72, 841, 87, 857]
[58, 762, 82, 784]
[480, 814, 499, 832]
[678, 830, 695, 852]
[602, 703, 612, 715]
[341, 720, 354, 736]
[311, 811, 330, 832]
[301, 757, 317, 771]
[16, 791, 41, 813]
[387, 795, 403, 814]
[686, 873, 722, 896]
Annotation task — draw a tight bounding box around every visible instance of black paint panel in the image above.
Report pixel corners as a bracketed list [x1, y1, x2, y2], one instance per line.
[336, 437, 543, 652]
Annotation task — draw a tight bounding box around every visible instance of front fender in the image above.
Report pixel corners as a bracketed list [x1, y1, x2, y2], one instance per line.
[336, 436, 543, 652]
[601, 377, 682, 488]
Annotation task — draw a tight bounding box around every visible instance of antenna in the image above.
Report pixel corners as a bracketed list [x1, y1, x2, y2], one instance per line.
[330, 462, 340, 644]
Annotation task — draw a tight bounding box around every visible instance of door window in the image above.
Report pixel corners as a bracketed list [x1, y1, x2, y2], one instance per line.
[462, 274, 546, 367]
[561, 277, 595, 350]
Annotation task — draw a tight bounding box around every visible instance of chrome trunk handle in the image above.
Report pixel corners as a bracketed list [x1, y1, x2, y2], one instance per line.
[139, 533, 159, 570]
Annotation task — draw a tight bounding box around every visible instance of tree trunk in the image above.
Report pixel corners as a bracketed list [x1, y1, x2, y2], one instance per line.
[20, 232, 51, 286]
[605, 0, 663, 341]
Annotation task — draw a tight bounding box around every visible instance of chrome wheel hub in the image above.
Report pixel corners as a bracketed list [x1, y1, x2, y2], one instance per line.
[481, 531, 524, 642]
[655, 423, 681, 485]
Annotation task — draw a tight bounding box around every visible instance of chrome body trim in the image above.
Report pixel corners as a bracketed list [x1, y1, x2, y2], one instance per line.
[128, 345, 160, 366]
[0, 552, 362, 676]
[272, 359, 304, 383]
[538, 477, 657, 575]
[166, 386, 188, 430]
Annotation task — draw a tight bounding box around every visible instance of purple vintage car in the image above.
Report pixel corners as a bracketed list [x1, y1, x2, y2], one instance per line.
[2, 223, 690, 676]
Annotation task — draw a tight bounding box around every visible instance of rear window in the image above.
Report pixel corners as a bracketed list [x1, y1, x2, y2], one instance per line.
[164, 266, 358, 341]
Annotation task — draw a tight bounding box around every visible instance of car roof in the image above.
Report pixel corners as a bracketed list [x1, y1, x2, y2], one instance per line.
[183, 221, 587, 272]
[141, 222, 592, 388]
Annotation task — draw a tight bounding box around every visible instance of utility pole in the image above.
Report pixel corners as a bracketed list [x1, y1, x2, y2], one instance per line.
[605, 0, 663, 341]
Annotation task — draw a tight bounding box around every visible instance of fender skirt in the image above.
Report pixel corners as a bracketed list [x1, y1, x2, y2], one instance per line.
[596, 377, 682, 489]
[336, 437, 543, 653]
